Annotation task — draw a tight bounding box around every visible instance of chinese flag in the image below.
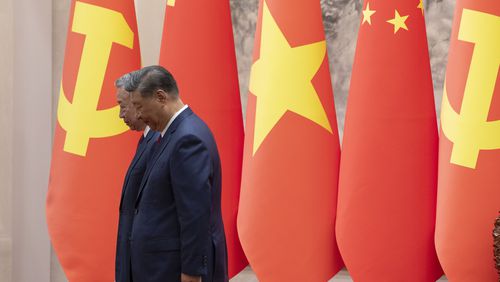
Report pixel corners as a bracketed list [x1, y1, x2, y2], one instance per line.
[158, 0, 247, 277]
[237, 0, 343, 280]
[436, 1, 500, 281]
[46, 0, 141, 281]
[336, 0, 442, 281]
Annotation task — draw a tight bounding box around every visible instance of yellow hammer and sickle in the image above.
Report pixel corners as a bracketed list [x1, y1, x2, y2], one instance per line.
[57, 1, 134, 157]
[441, 8, 500, 169]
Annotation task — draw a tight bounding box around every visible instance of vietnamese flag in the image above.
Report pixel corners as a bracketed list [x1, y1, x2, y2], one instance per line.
[158, 0, 247, 277]
[436, 1, 500, 281]
[46, 0, 141, 281]
[336, 0, 442, 281]
[237, 0, 343, 280]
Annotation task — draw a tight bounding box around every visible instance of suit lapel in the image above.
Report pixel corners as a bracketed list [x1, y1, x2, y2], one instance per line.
[129, 130, 155, 173]
[135, 108, 193, 207]
[119, 130, 155, 210]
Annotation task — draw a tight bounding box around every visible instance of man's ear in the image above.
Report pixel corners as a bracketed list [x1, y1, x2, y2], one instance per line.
[155, 89, 168, 104]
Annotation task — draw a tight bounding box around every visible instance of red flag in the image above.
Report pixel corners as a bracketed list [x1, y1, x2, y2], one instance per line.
[158, 0, 247, 277]
[46, 0, 141, 280]
[336, 0, 442, 280]
[237, 0, 343, 280]
[436, 1, 500, 281]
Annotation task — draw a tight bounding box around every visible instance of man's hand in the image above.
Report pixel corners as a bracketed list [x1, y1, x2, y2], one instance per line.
[181, 273, 202, 282]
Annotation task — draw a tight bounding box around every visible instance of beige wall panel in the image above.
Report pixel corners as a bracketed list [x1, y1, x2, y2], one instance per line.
[0, 0, 13, 281]
[12, 0, 52, 281]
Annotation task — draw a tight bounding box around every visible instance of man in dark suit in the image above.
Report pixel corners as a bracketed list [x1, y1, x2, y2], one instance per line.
[128, 66, 228, 282]
[115, 73, 159, 282]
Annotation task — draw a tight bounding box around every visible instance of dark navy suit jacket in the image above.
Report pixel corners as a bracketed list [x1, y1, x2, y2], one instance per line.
[130, 107, 228, 282]
[116, 129, 159, 282]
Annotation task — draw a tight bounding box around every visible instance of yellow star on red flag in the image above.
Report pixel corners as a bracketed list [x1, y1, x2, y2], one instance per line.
[418, 0, 424, 15]
[249, 1, 332, 155]
[387, 10, 409, 33]
[362, 3, 376, 25]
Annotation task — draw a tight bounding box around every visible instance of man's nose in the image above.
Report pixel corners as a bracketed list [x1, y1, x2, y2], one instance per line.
[135, 111, 142, 120]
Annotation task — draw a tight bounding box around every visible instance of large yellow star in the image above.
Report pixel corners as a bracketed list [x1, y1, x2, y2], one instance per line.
[249, 1, 332, 155]
[167, 0, 176, 6]
[386, 10, 409, 34]
[362, 3, 376, 25]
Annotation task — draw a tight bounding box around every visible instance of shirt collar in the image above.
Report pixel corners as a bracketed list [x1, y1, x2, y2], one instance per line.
[143, 126, 151, 138]
[161, 105, 188, 137]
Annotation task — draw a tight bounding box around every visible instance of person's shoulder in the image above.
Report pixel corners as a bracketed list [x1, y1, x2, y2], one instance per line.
[178, 113, 210, 134]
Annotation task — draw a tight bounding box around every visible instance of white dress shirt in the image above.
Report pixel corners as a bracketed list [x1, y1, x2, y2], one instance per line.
[161, 105, 189, 137]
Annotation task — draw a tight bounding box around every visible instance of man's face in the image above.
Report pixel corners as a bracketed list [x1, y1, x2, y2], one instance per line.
[130, 90, 162, 131]
[116, 88, 145, 131]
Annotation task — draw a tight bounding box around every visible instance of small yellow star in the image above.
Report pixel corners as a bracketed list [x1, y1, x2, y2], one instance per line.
[417, 0, 424, 15]
[386, 10, 409, 34]
[362, 3, 376, 25]
[167, 0, 176, 7]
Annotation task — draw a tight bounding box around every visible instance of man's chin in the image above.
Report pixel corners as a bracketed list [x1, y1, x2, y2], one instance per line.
[128, 124, 139, 131]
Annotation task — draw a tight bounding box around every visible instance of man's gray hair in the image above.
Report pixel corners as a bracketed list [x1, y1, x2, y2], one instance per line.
[123, 70, 143, 92]
[115, 73, 133, 90]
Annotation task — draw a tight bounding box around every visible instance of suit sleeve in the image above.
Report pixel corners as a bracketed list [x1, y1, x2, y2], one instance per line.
[170, 134, 212, 276]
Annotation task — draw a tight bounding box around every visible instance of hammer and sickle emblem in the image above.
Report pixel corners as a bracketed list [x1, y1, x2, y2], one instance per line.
[441, 9, 500, 169]
[57, 1, 134, 157]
